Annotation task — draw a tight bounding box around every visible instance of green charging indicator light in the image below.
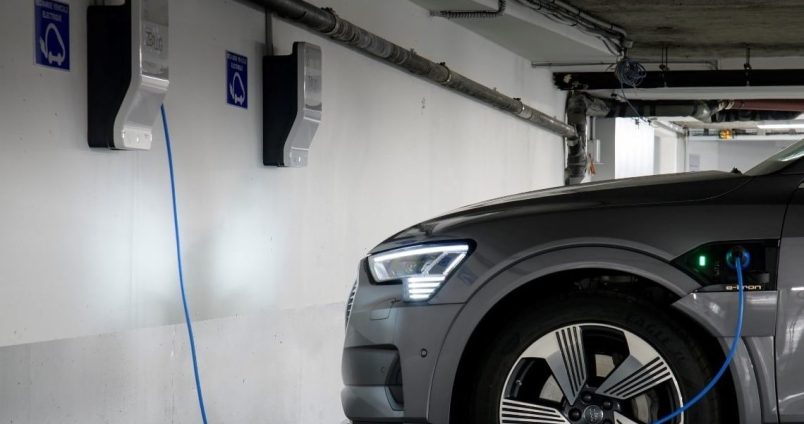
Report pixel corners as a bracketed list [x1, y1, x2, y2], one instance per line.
[698, 255, 708, 267]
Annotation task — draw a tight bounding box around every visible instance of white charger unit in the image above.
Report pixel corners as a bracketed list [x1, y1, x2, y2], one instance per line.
[88, 0, 169, 150]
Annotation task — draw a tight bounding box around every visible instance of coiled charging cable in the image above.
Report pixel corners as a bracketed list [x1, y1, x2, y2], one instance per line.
[652, 248, 747, 424]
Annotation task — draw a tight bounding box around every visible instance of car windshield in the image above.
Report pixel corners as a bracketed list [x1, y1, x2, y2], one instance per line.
[746, 138, 804, 175]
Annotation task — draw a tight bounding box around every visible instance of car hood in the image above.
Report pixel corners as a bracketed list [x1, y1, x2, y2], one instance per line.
[381, 171, 750, 246]
[455, 171, 744, 213]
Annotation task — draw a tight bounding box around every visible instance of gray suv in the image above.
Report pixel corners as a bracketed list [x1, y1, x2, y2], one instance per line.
[342, 140, 804, 424]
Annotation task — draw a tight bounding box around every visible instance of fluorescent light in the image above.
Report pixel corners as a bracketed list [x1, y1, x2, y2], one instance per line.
[757, 120, 804, 129]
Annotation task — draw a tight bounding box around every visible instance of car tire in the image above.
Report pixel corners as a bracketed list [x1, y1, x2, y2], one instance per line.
[455, 292, 728, 424]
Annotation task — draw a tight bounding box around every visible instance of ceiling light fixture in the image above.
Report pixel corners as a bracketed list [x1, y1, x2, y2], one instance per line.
[757, 120, 804, 129]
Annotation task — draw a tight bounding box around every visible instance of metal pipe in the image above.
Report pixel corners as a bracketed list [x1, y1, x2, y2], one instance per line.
[565, 94, 609, 184]
[728, 100, 804, 112]
[609, 100, 715, 121]
[434, 0, 507, 19]
[649, 119, 686, 136]
[252, 0, 577, 138]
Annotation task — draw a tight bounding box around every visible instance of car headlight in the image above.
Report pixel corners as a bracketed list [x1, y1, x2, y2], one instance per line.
[368, 243, 470, 302]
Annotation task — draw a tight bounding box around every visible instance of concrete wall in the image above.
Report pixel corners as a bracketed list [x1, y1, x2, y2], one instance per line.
[0, 0, 567, 422]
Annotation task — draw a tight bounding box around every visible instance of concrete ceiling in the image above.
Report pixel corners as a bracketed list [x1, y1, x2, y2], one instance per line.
[408, 0, 616, 62]
[566, 0, 804, 59]
[408, 0, 804, 129]
[409, 0, 804, 62]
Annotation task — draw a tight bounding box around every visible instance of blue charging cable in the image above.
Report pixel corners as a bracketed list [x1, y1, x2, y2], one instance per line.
[161, 105, 210, 424]
[158, 100, 742, 424]
[652, 251, 746, 424]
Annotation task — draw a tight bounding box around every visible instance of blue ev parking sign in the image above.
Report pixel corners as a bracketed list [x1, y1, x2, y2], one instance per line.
[35, 0, 70, 71]
[226, 51, 248, 109]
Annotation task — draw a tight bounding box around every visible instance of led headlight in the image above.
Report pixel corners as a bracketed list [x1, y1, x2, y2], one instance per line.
[368, 243, 470, 301]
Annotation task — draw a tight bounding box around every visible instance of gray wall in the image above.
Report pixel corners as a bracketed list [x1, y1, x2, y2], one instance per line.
[0, 0, 567, 422]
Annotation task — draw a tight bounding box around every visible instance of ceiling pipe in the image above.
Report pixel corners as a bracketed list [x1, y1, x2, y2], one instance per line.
[728, 100, 804, 112]
[649, 119, 686, 136]
[566, 94, 609, 185]
[609, 100, 718, 121]
[252, 0, 577, 138]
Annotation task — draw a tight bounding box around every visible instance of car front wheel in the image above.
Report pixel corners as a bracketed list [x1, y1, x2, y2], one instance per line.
[458, 293, 727, 424]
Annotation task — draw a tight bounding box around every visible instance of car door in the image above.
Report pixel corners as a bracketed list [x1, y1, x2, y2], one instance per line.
[776, 178, 804, 422]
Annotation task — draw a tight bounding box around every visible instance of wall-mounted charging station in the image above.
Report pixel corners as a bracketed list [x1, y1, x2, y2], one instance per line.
[87, 0, 168, 150]
[263, 42, 322, 167]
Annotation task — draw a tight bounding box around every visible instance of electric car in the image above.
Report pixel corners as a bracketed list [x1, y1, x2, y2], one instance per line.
[342, 140, 804, 424]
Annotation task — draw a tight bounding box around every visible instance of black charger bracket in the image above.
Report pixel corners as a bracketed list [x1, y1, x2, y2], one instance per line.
[263, 42, 322, 167]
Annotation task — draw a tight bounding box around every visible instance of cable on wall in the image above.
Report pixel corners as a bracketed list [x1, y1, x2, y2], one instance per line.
[515, 0, 629, 56]
[433, 0, 507, 19]
[161, 105, 210, 424]
[614, 56, 649, 122]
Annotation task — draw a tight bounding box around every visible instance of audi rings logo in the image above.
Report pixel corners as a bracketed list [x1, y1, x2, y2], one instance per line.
[583, 405, 605, 424]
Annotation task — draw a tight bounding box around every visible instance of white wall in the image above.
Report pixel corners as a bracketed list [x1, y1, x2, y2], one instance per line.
[687, 139, 797, 172]
[654, 126, 684, 174]
[0, 0, 566, 422]
[614, 118, 655, 178]
[591, 118, 662, 181]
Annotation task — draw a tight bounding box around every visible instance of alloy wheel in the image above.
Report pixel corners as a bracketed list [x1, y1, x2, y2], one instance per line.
[499, 323, 684, 424]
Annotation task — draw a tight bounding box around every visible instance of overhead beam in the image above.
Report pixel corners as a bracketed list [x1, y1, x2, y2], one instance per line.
[554, 69, 804, 91]
[688, 135, 804, 142]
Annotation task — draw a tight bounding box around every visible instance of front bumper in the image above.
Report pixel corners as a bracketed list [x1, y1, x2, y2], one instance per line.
[342, 265, 462, 423]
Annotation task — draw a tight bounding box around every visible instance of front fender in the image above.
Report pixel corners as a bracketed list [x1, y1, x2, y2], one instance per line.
[425, 246, 762, 424]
